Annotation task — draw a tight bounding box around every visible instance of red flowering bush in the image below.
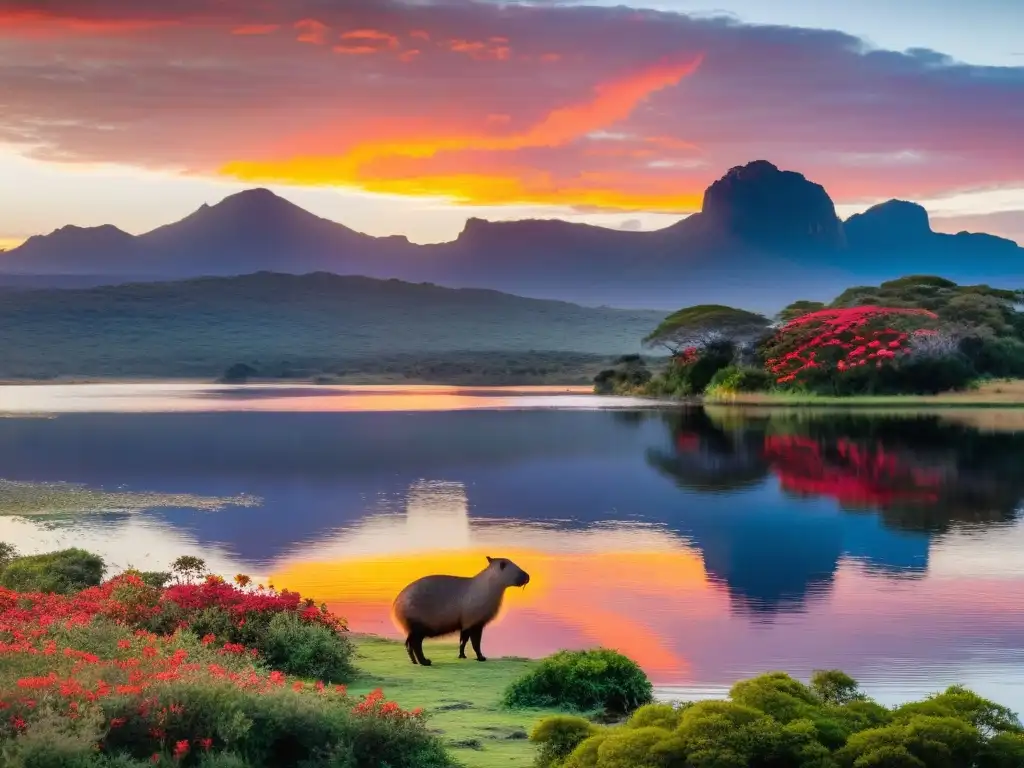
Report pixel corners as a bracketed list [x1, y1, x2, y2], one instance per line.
[116, 573, 353, 683]
[0, 573, 451, 767]
[761, 306, 975, 394]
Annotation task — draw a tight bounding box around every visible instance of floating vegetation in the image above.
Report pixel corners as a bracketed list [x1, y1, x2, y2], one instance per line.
[0, 479, 260, 517]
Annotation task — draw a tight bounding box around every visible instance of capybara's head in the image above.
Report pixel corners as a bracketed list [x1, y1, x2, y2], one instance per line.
[485, 556, 530, 587]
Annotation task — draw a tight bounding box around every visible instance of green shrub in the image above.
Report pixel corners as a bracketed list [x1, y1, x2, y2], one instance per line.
[138, 571, 171, 589]
[705, 365, 774, 396]
[0, 548, 105, 594]
[626, 703, 683, 730]
[503, 649, 653, 715]
[96, 680, 453, 768]
[593, 355, 652, 395]
[549, 670, 1021, 768]
[260, 611, 355, 683]
[591, 726, 671, 768]
[563, 732, 608, 768]
[530, 715, 598, 768]
[0, 541, 17, 573]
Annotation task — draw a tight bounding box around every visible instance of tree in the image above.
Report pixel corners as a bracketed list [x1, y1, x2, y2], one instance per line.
[643, 305, 771, 355]
[812, 670, 865, 706]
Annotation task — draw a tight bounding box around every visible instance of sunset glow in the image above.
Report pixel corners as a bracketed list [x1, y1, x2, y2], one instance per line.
[0, 0, 1021, 243]
[271, 547, 711, 677]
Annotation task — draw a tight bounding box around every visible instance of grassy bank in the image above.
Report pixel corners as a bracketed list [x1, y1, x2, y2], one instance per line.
[703, 379, 1024, 407]
[347, 635, 557, 768]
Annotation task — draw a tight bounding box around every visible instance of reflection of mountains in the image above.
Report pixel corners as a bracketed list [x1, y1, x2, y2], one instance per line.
[3, 408, 1022, 617]
[645, 408, 1024, 613]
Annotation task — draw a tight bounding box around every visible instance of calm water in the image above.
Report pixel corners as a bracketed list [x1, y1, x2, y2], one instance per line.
[2, 384, 1024, 711]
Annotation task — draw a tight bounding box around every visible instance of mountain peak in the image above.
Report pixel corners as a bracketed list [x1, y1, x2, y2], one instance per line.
[844, 199, 933, 247]
[699, 160, 844, 249]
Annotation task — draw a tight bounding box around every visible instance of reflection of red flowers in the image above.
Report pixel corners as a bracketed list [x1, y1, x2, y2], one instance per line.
[765, 306, 939, 384]
[763, 435, 941, 506]
[675, 431, 700, 451]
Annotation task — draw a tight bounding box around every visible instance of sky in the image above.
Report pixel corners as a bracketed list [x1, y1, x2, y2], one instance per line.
[1, 0, 1023, 250]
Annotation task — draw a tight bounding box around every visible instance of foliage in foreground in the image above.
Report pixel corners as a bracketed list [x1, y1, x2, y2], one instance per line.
[503, 649, 653, 716]
[0, 573, 450, 767]
[532, 669, 1024, 768]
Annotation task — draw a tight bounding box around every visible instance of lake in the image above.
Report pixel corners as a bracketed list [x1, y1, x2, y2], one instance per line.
[2, 384, 1024, 712]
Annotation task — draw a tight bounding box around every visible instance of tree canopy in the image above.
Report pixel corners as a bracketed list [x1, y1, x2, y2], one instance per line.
[643, 304, 771, 353]
[831, 275, 1024, 339]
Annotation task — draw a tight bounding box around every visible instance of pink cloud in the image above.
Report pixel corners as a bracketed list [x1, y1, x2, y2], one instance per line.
[0, 0, 1019, 211]
[231, 24, 279, 36]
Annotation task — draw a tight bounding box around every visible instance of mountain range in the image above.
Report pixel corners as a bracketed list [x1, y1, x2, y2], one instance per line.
[2, 160, 1021, 311]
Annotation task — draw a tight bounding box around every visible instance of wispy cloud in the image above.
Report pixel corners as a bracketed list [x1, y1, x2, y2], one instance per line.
[0, 0, 1020, 213]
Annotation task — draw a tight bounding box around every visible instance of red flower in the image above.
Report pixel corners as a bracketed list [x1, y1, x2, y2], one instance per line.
[173, 740, 189, 759]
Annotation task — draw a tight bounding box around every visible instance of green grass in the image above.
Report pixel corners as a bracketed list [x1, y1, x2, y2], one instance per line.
[347, 635, 563, 768]
[702, 379, 1024, 408]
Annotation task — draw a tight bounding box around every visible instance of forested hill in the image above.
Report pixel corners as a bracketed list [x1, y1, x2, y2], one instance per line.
[0, 272, 665, 381]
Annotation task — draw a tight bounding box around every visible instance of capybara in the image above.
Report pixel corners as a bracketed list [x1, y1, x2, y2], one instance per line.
[392, 556, 530, 666]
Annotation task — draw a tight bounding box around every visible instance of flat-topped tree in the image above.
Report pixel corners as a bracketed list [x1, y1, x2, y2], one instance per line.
[643, 304, 771, 355]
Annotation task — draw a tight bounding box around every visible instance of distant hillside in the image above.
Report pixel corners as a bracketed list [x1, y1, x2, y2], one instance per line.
[3, 160, 1020, 311]
[0, 272, 665, 382]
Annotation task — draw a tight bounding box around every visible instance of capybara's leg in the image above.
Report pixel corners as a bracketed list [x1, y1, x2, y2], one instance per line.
[405, 636, 418, 664]
[412, 634, 432, 666]
[458, 629, 470, 659]
[469, 626, 486, 662]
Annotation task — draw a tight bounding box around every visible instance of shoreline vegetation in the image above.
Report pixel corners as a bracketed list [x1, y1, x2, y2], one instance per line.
[595, 276, 1024, 407]
[1, 547, 1022, 766]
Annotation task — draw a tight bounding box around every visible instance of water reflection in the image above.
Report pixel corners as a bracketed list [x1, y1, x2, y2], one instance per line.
[1, 391, 1024, 708]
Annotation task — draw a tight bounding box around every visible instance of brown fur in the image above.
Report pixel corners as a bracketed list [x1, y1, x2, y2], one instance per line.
[392, 556, 530, 665]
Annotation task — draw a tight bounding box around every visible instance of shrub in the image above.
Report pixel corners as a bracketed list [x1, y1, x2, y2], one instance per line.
[542, 670, 1022, 768]
[136, 571, 172, 589]
[146, 576, 352, 683]
[529, 715, 598, 768]
[646, 342, 735, 397]
[626, 703, 684, 730]
[705, 365, 774, 396]
[0, 541, 17, 572]
[593, 356, 652, 395]
[0, 548, 105, 594]
[260, 611, 354, 682]
[503, 649, 653, 715]
[0, 572, 450, 768]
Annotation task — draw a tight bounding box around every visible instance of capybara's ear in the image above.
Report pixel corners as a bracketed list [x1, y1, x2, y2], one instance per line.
[486, 556, 493, 563]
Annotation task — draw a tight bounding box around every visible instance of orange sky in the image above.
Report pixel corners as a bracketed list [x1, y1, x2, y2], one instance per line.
[0, 0, 1022, 244]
